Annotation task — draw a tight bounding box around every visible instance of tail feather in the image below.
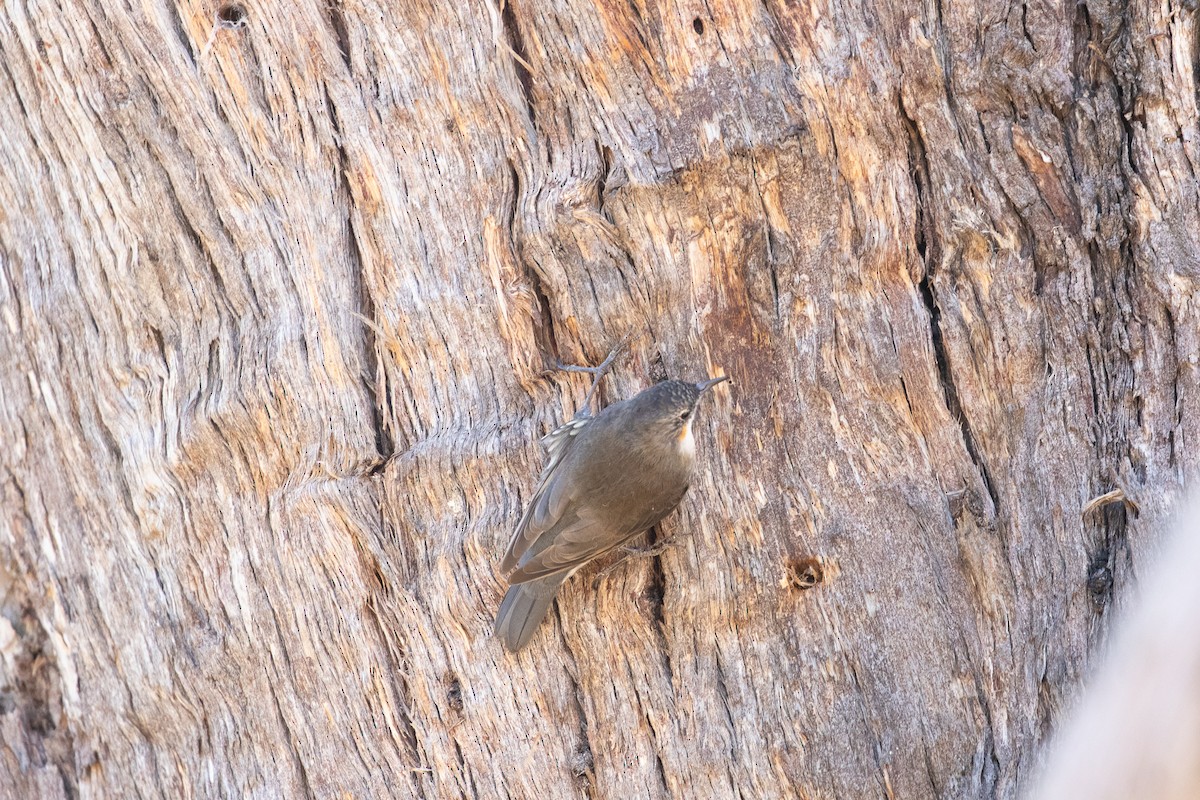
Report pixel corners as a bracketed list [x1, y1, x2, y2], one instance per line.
[494, 576, 564, 651]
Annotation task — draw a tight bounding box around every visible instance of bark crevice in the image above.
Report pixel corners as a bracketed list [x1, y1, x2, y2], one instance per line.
[554, 607, 598, 798]
[969, 673, 1003, 790]
[712, 650, 740, 764]
[1070, 0, 1139, 609]
[507, 159, 561, 364]
[268, 682, 317, 800]
[918, 723, 942, 797]
[498, 1, 537, 129]
[901, 94, 1001, 515]
[326, 0, 354, 71]
[326, 86, 394, 469]
[645, 535, 674, 679]
[365, 598, 425, 784]
[167, 4, 197, 67]
[7, 602, 79, 800]
[918, 273, 1001, 516]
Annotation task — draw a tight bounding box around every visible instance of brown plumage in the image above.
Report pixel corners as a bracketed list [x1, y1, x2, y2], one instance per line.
[495, 377, 728, 651]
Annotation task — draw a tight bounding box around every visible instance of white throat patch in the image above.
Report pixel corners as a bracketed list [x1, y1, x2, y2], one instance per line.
[678, 418, 696, 457]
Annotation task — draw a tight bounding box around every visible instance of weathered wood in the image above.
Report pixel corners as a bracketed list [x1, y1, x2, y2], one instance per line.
[0, 0, 1196, 798]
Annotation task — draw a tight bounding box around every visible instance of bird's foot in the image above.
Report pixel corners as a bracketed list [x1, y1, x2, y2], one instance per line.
[620, 535, 679, 559]
[556, 331, 633, 411]
[592, 534, 679, 585]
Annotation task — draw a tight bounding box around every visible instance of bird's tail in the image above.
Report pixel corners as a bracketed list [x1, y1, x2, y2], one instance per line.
[494, 575, 565, 651]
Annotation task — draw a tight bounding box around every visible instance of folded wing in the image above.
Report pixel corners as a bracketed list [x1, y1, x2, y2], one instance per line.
[500, 416, 590, 575]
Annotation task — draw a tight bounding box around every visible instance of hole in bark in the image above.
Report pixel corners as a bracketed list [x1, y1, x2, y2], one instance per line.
[217, 4, 247, 28]
[693, 17, 705, 34]
[784, 557, 824, 591]
[446, 676, 463, 713]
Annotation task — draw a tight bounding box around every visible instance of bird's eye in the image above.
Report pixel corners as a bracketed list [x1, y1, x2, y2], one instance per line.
[679, 410, 690, 420]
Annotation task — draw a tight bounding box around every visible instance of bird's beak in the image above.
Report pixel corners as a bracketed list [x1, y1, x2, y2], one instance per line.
[697, 375, 731, 394]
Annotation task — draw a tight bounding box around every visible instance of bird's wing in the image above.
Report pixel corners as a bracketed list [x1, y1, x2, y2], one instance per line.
[538, 416, 589, 477]
[500, 416, 591, 574]
[505, 484, 689, 583]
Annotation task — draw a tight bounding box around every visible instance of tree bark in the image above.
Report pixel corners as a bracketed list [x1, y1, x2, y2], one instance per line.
[0, 0, 1196, 798]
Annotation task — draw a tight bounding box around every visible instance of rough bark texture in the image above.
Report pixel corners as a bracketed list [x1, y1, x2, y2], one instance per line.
[0, 0, 1197, 798]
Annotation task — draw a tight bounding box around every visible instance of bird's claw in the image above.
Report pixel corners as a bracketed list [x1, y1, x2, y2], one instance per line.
[557, 331, 634, 411]
[591, 534, 679, 587]
[621, 535, 679, 559]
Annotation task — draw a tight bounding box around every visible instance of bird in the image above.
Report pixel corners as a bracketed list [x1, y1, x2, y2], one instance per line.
[495, 374, 729, 651]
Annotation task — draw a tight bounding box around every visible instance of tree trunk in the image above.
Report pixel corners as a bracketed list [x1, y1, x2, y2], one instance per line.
[0, 0, 1195, 798]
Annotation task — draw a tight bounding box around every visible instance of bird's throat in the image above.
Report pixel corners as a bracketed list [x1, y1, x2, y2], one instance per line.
[677, 418, 695, 457]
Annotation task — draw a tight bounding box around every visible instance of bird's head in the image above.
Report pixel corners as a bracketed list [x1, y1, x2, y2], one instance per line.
[628, 376, 730, 456]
